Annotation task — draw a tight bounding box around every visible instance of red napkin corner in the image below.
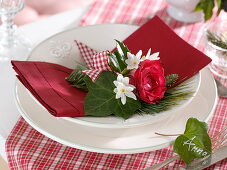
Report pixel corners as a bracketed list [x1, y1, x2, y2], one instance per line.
[122, 16, 211, 84]
[12, 16, 211, 117]
[12, 61, 87, 117]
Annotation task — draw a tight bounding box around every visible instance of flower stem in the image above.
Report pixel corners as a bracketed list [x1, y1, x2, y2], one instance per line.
[121, 68, 130, 75]
[155, 132, 183, 136]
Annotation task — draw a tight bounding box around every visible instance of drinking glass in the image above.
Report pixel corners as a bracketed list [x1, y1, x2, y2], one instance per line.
[204, 20, 227, 79]
[0, 0, 31, 61]
[165, 0, 203, 23]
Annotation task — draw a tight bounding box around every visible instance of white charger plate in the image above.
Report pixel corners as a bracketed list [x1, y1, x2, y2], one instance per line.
[23, 24, 200, 128]
[14, 24, 217, 154]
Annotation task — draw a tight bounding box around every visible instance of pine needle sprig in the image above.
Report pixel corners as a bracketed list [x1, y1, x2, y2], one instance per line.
[136, 83, 193, 115]
[66, 69, 89, 91]
[207, 30, 227, 49]
[166, 74, 179, 88]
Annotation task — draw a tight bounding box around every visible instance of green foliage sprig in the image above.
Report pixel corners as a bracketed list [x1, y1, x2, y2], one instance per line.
[66, 41, 193, 119]
[136, 82, 193, 115]
[66, 65, 89, 91]
[194, 0, 227, 21]
[83, 71, 141, 119]
[206, 30, 227, 49]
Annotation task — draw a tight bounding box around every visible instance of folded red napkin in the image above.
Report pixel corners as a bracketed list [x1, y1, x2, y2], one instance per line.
[122, 16, 211, 84]
[12, 61, 87, 117]
[12, 16, 211, 117]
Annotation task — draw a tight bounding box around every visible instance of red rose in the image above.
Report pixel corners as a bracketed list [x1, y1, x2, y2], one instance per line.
[133, 60, 166, 103]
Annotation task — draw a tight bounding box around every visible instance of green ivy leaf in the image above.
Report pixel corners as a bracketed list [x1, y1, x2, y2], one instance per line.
[194, 0, 215, 21]
[84, 71, 141, 119]
[173, 118, 212, 164]
[108, 40, 130, 74]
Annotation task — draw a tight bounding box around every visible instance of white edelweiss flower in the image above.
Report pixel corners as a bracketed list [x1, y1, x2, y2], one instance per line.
[141, 48, 160, 61]
[113, 74, 137, 105]
[125, 50, 142, 70]
[113, 74, 127, 85]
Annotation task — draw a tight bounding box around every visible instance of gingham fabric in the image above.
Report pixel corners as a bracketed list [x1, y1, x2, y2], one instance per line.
[6, 0, 227, 169]
[75, 40, 111, 81]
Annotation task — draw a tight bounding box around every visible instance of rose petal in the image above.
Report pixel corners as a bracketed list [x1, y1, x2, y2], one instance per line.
[133, 59, 166, 103]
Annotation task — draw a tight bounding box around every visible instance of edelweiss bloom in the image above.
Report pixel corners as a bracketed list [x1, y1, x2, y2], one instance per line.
[125, 50, 142, 69]
[113, 74, 137, 105]
[141, 48, 160, 61]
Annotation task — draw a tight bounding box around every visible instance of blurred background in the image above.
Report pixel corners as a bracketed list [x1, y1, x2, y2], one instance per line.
[13, 0, 95, 25]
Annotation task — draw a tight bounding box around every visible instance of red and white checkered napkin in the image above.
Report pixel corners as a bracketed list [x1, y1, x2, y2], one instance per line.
[6, 0, 227, 169]
[75, 40, 111, 82]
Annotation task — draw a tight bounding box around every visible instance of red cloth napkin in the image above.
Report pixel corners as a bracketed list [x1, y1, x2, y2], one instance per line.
[122, 16, 211, 84]
[12, 16, 211, 117]
[12, 61, 86, 117]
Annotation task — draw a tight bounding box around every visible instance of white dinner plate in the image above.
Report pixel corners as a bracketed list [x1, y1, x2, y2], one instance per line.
[14, 24, 217, 154]
[15, 67, 217, 154]
[21, 24, 200, 128]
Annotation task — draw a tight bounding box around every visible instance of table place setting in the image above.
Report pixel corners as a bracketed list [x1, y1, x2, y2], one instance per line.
[1, 0, 227, 169]
[13, 16, 207, 125]
[12, 15, 215, 157]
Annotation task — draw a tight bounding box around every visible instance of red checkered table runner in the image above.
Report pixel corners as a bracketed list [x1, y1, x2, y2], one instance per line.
[6, 0, 227, 169]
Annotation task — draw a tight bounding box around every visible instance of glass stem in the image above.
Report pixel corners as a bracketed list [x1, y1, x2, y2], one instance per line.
[1, 13, 16, 46]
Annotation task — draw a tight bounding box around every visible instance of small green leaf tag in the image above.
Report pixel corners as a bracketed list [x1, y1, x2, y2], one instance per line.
[84, 71, 141, 119]
[173, 118, 212, 164]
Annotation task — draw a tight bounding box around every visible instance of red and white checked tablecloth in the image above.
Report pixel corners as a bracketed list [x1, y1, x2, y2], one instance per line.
[6, 0, 227, 169]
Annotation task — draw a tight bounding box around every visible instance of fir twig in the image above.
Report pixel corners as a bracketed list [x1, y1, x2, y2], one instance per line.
[166, 74, 179, 88]
[66, 69, 89, 91]
[136, 83, 193, 115]
[207, 30, 227, 49]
